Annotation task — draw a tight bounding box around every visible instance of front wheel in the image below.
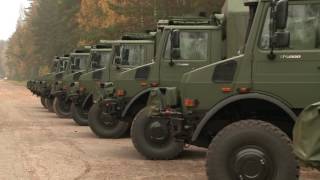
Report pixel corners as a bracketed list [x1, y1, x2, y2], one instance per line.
[131, 107, 184, 160]
[45, 97, 54, 113]
[53, 96, 72, 118]
[88, 103, 130, 138]
[71, 102, 89, 126]
[206, 120, 299, 180]
[40, 97, 47, 108]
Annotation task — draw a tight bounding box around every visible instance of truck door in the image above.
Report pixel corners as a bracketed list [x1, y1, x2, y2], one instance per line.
[160, 29, 211, 87]
[253, 2, 320, 107]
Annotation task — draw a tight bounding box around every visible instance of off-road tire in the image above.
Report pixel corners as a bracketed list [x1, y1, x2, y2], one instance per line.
[206, 120, 299, 180]
[45, 97, 54, 113]
[41, 97, 47, 108]
[53, 97, 72, 118]
[131, 107, 184, 160]
[71, 103, 89, 126]
[88, 103, 130, 138]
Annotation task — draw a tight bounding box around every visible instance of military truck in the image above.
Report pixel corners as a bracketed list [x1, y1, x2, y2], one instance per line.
[71, 35, 156, 126]
[87, 8, 250, 139]
[51, 48, 91, 118]
[69, 42, 113, 125]
[27, 58, 60, 108]
[45, 55, 70, 112]
[132, 0, 320, 179]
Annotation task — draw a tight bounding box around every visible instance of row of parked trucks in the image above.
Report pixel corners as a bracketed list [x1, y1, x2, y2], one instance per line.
[27, 0, 320, 179]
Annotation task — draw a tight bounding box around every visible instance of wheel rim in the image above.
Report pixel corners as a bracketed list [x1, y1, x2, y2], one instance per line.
[58, 98, 71, 113]
[144, 117, 171, 147]
[75, 104, 88, 119]
[97, 107, 119, 128]
[230, 146, 274, 180]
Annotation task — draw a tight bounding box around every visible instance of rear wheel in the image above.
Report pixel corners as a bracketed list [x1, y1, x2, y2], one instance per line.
[206, 120, 299, 180]
[40, 97, 47, 108]
[88, 103, 130, 138]
[71, 102, 89, 126]
[131, 107, 184, 160]
[45, 97, 54, 113]
[53, 96, 72, 118]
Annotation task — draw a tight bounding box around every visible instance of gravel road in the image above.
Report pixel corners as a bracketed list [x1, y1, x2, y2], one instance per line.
[0, 80, 319, 180]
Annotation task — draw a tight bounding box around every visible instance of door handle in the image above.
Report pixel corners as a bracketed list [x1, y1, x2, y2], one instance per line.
[175, 63, 190, 67]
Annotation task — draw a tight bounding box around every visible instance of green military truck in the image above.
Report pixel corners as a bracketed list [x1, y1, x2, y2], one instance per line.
[27, 57, 60, 108]
[131, 0, 319, 179]
[71, 35, 156, 126]
[88, 8, 250, 139]
[45, 55, 70, 112]
[51, 48, 91, 118]
[69, 42, 113, 125]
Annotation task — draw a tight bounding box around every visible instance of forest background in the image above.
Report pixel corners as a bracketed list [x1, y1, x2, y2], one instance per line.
[0, 0, 223, 80]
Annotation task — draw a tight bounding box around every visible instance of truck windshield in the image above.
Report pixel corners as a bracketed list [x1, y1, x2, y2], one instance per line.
[91, 51, 111, 69]
[164, 31, 209, 60]
[71, 56, 88, 70]
[117, 45, 145, 66]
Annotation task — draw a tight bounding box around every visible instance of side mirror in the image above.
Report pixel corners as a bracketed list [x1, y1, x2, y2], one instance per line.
[171, 49, 181, 60]
[275, 31, 290, 48]
[91, 61, 98, 68]
[115, 57, 121, 65]
[171, 30, 180, 49]
[275, 0, 288, 29]
[170, 30, 181, 61]
[122, 49, 130, 65]
[115, 46, 120, 56]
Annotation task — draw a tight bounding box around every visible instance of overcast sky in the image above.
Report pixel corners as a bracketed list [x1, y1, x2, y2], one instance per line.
[0, 0, 31, 41]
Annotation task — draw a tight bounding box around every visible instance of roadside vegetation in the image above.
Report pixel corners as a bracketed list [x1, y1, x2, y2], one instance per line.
[0, 0, 222, 80]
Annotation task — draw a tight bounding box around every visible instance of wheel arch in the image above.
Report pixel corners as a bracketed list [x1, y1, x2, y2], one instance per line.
[121, 89, 152, 118]
[191, 93, 298, 142]
[121, 87, 172, 118]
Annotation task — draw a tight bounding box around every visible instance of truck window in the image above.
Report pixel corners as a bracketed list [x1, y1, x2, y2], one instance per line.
[100, 52, 111, 67]
[118, 45, 145, 66]
[260, 4, 320, 50]
[164, 31, 209, 60]
[72, 56, 87, 70]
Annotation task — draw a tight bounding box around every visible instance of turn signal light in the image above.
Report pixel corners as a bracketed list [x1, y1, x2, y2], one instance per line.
[79, 86, 85, 92]
[184, 98, 198, 108]
[222, 87, 232, 93]
[238, 87, 250, 94]
[116, 89, 126, 97]
[150, 82, 159, 87]
[140, 82, 148, 87]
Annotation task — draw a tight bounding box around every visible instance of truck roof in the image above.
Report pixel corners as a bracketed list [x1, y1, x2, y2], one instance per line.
[121, 33, 155, 41]
[113, 40, 154, 44]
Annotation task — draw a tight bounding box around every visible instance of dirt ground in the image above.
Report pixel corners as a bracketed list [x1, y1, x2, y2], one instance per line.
[0, 80, 320, 180]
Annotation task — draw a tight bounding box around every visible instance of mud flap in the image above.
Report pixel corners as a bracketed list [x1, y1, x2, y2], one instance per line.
[293, 102, 320, 167]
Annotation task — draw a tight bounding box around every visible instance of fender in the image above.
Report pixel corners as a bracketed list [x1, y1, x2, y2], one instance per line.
[52, 90, 65, 97]
[191, 93, 298, 141]
[121, 88, 152, 118]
